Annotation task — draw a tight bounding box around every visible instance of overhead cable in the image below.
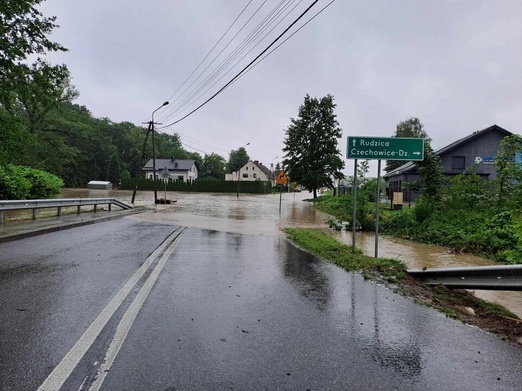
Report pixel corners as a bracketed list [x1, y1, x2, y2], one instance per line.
[157, 0, 286, 122]
[159, 0, 320, 130]
[161, 0, 302, 120]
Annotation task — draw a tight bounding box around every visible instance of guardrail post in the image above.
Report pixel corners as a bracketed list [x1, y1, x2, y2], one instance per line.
[32, 208, 37, 220]
[109, 203, 112, 211]
[57, 206, 62, 217]
[94, 205, 97, 213]
[77, 205, 81, 215]
[0, 211, 3, 224]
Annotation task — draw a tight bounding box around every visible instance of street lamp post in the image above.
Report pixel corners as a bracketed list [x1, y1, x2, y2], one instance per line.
[270, 156, 278, 188]
[151, 101, 169, 202]
[236, 142, 250, 198]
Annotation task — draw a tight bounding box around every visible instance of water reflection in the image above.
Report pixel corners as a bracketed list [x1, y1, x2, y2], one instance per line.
[54, 189, 522, 318]
[282, 243, 331, 311]
[332, 273, 424, 379]
[280, 239, 423, 380]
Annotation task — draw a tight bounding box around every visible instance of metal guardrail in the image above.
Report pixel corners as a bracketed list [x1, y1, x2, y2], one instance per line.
[407, 265, 522, 291]
[0, 198, 133, 223]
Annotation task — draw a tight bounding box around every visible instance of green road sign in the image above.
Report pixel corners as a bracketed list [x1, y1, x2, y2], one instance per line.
[347, 136, 424, 161]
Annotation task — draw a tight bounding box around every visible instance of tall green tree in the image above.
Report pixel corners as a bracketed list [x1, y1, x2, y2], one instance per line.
[282, 94, 345, 198]
[1, 0, 74, 171]
[385, 117, 431, 172]
[415, 142, 444, 201]
[201, 153, 226, 179]
[227, 147, 250, 173]
[0, 108, 34, 165]
[494, 134, 522, 210]
[0, 0, 66, 77]
[2, 60, 78, 133]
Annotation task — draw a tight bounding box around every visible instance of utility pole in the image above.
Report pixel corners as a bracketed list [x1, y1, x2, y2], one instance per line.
[151, 118, 158, 202]
[131, 121, 152, 204]
[131, 101, 169, 204]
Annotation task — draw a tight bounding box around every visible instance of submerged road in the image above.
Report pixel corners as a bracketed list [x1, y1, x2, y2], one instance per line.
[1, 214, 522, 390]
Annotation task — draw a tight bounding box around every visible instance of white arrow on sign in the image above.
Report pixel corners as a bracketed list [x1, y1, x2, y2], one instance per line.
[413, 151, 421, 155]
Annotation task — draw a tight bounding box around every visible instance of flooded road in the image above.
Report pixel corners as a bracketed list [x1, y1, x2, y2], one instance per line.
[59, 188, 522, 318]
[3, 219, 522, 389]
[3, 189, 522, 389]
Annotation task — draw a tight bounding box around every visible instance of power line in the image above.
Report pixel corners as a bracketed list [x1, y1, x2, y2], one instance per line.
[161, 0, 303, 121]
[166, 0, 254, 105]
[157, 0, 289, 122]
[149, 1, 254, 123]
[159, 0, 320, 130]
[226, 0, 336, 87]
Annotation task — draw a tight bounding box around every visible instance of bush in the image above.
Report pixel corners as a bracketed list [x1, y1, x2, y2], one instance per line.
[0, 165, 31, 199]
[413, 196, 436, 223]
[0, 165, 64, 200]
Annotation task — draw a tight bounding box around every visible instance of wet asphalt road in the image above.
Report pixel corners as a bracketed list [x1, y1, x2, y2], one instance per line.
[1, 216, 522, 390]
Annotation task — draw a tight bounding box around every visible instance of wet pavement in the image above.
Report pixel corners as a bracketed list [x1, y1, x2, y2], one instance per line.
[2, 189, 522, 318]
[1, 218, 522, 390]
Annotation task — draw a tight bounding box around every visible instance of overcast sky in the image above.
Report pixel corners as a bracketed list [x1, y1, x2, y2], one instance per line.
[38, 0, 522, 175]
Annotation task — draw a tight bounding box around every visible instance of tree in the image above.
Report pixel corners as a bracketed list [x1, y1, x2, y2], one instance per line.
[2, 60, 79, 133]
[385, 117, 431, 172]
[200, 153, 227, 179]
[0, 0, 66, 77]
[282, 94, 345, 198]
[1, 0, 73, 171]
[405, 142, 445, 203]
[227, 147, 250, 173]
[494, 134, 522, 210]
[0, 108, 34, 165]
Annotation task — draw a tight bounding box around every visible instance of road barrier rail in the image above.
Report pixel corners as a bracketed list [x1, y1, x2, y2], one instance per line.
[407, 265, 522, 291]
[0, 198, 133, 223]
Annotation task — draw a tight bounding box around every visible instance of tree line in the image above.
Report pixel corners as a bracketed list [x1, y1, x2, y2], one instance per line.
[0, 1, 257, 199]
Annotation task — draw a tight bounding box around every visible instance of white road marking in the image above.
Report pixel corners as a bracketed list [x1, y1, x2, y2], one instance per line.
[89, 228, 187, 390]
[37, 228, 184, 391]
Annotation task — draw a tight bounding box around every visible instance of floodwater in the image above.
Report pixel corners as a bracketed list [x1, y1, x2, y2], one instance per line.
[57, 188, 522, 318]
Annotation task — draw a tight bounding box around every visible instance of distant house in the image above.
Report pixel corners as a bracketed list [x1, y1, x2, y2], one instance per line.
[87, 180, 113, 190]
[384, 124, 513, 202]
[143, 158, 198, 182]
[225, 160, 272, 182]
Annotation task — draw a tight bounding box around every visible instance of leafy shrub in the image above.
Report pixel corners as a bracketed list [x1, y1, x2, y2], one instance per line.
[0, 165, 64, 199]
[413, 196, 436, 223]
[443, 171, 491, 211]
[0, 165, 31, 199]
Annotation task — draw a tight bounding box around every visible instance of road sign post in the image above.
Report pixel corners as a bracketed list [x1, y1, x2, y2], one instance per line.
[347, 136, 424, 161]
[275, 170, 288, 215]
[346, 136, 424, 257]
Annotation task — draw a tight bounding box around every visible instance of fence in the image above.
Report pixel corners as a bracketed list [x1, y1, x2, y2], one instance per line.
[121, 178, 272, 194]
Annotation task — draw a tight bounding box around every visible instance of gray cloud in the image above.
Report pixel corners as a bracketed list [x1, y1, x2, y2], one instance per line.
[39, 0, 522, 174]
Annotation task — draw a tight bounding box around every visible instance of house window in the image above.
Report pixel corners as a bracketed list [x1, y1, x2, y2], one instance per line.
[245, 167, 248, 170]
[242, 173, 248, 178]
[175, 163, 178, 168]
[253, 173, 257, 179]
[178, 176, 184, 181]
[452, 156, 466, 169]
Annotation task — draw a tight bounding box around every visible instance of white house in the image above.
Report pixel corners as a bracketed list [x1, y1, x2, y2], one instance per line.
[225, 160, 272, 182]
[143, 158, 198, 182]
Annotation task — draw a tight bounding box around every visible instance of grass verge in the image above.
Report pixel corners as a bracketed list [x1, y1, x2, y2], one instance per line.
[283, 227, 406, 282]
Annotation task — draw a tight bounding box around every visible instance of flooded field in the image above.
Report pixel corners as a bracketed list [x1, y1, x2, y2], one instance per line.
[22, 188, 522, 318]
